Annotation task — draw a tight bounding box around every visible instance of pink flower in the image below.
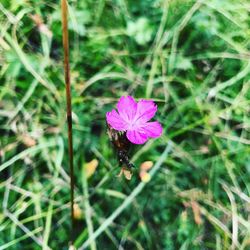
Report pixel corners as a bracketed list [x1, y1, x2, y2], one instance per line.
[106, 96, 163, 144]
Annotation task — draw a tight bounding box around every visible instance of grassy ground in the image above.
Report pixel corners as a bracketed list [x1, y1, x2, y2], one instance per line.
[0, 0, 250, 249]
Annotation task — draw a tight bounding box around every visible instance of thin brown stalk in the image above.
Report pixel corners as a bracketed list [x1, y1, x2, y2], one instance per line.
[61, 0, 75, 245]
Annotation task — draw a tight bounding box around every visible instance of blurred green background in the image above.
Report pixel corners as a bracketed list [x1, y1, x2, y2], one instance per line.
[0, 0, 250, 249]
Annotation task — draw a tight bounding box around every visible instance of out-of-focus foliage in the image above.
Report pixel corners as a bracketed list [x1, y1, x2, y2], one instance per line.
[0, 0, 250, 249]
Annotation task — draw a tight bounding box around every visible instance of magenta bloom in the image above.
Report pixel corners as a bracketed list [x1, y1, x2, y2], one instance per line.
[106, 96, 163, 144]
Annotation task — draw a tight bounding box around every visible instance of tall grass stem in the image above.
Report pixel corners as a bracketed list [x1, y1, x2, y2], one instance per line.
[61, 0, 75, 245]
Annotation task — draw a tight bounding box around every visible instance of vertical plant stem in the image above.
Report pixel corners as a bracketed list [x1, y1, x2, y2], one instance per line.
[61, 0, 75, 244]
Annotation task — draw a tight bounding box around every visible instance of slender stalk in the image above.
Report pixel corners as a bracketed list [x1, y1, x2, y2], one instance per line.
[61, 0, 75, 245]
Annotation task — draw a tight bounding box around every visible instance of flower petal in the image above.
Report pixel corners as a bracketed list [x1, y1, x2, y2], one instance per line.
[106, 109, 128, 131]
[126, 130, 148, 144]
[117, 96, 137, 122]
[134, 99, 157, 124]
[140, 121, 163, 138]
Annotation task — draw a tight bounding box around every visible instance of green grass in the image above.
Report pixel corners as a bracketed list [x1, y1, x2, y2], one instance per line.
[0, 0, 250, 249]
